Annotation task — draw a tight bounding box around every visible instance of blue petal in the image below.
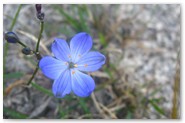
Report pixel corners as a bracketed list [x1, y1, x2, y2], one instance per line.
[52, 70, 71, 98]
[70, 32, 93, 63]
[51, 38, 71, 62]
[39, 56, 68, 80]
[71, 70, 95, 97]
[76, 51, 105, 72]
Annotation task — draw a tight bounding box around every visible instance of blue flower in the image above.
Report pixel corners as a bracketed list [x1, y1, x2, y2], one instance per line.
[39, 32, 106, 98]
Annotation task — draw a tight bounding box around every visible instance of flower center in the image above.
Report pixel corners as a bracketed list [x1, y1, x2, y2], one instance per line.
[69, 62, 74, 68]
[68, 62, 78, 69]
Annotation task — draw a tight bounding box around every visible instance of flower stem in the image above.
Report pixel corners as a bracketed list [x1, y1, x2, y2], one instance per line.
[3, 4, 22, 94]
[27, 65, 39, 85]
[4, 4, 22, 72]
[36, 21, 44, 52]
[27, 21, 44, 85]
[17, 40, 27, 47]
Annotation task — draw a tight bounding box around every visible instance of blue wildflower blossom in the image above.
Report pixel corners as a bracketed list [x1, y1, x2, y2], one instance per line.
[39, 32, 106, 98]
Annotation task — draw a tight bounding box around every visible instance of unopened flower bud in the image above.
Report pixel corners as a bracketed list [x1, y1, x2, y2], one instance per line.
[4, 32, 19, 43]
[37, 12, 45, 21]
[22, 47, 32, 55]
[35, 4, 42, 13]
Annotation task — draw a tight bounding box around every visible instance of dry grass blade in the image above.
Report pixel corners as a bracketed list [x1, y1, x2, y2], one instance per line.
[4, 75, 32, 96]
[109, 103, 125, 112]
[171, 51, 180, 119]
[99, 103, 117, 119]
[90, 71, 110, 79]
[16, 29, 50, 54]
[91, 92, 108, 118]
[29, 96, 52, 118]
[4, 80, 25, 96]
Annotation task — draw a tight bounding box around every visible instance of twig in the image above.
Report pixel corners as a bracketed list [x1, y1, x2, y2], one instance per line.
[91, 92, 107, 118]
[99, 103, 117, 119]
[29, 96, 52, 118]
[109, 103, 125, 112]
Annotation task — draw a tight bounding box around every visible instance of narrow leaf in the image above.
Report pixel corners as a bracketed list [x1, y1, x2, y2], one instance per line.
[4, 72, 24, 79]
[3, 107, 28, 119]
[149, 100, 165, 116]
[31, 82, 53, 96]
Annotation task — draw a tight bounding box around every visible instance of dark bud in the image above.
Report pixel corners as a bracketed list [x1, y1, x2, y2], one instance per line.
[22, 47, 32, 55]
[35, 4, 42, 13]
[37, 12, 45, 21]
[4, 32, 19, 43]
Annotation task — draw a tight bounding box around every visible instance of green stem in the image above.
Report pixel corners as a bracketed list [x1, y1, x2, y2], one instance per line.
[36, 21, 44, 52]
[4, 4, 22, 72]
[27, 21, 44, 85]
[3, 4, 22, 93]
[9, 5, 22, 31]
[17, 40, 27, 47]
[27, 65, 39, 85]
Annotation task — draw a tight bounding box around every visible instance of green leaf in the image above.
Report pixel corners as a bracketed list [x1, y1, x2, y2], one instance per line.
[149, 86, 163, 97]
[125, 111, 132, 119]
[150, 98, 163, 103]
[52, 5, 90, 33]
[4, 72, 24, 79]
[104, 67, 113, 80]
[3, 107, 28, 119]
[31, 82, 53, 96]
[99, 33, 107, 47]
[78, 98, 90, 114]
[77, 5, 90, 33]
[52, 5, 81, 32]
[149, 99, 165, 116]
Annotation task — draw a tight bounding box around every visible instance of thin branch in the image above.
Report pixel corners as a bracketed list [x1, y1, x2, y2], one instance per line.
[91, 92, 108, 118]
[99, 103, 117, 119]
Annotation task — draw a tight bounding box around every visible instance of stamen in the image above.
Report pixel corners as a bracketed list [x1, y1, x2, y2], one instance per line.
[84, 64, 88, 67]
[65, 62, 69, 65]
[68, 55, 71, 58]
[74, 64, 78, 67]
[72, 70, 75, 74]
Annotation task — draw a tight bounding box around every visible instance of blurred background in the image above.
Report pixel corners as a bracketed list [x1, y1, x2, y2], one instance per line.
[3, 4, 180, 119]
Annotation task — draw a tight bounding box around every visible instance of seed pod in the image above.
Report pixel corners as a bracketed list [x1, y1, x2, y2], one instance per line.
[4, 32, 19, 43]
[22, 47, 32, 55]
